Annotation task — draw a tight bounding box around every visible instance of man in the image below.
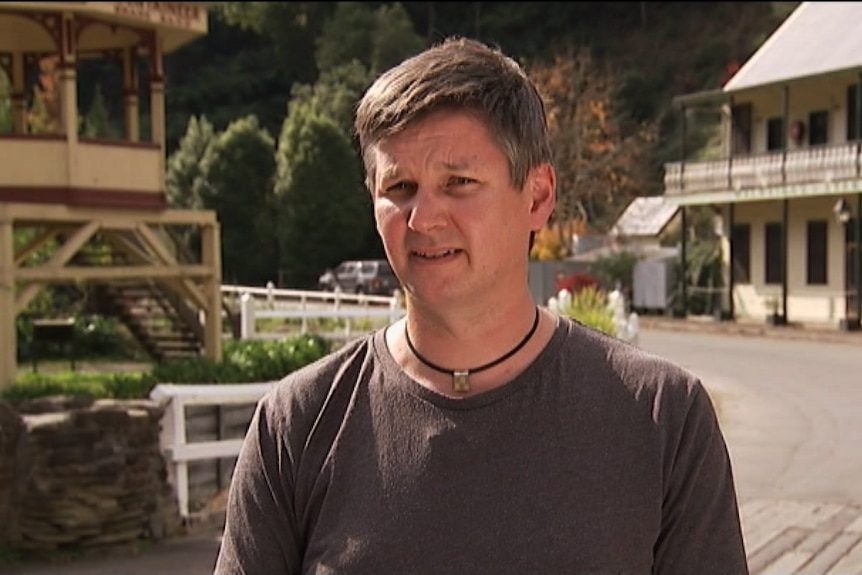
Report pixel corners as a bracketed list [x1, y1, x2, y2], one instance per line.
[214, 37, 748, 574]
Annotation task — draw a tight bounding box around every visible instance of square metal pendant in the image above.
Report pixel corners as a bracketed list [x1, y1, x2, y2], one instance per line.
[453, 370, 470, 393]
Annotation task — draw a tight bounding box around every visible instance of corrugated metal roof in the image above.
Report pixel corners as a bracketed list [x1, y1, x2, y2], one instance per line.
[724, 2, 862, 93]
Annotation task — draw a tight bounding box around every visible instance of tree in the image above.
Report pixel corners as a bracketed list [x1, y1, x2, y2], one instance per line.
[368, 3, 427, 75]
[288, 60, 371, 137]
[267, 1, 424, 288]
[274, 102, 374, 289]
[195, 116, 278, 285]
[0, 69, 11, 133]
[528, 43, 657, 241]
[166, 115, 216, 210]
[530, 221, 581, 261]
[286, 2, 425, 140]
[164, 4, 331, 153]
[315, 2, 424, 78]
[80, 84, 119, 138]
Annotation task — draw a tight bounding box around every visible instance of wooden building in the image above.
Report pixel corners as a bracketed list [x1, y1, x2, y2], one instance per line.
[0, 2, 222, 388]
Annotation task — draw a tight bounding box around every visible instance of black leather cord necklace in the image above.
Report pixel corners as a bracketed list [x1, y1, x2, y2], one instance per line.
[404, 307, 541, 394]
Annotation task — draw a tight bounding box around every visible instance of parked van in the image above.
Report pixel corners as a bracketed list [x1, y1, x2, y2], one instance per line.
[318, 259, 400, 295]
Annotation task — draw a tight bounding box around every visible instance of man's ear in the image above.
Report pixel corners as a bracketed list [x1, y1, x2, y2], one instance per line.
[527, 163, 556, 229]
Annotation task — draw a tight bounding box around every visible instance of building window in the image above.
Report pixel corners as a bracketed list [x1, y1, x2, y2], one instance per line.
[848, 84, 860, 142]
[766, 117, 785, 151]
[731, 223, 751, 284]
[806, 220, 828, 285]
[765, 222, 784, 285]
[808, 110, 829, 145]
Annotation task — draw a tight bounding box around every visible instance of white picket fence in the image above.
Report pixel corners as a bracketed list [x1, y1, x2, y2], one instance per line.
[221, 283, 405, 342]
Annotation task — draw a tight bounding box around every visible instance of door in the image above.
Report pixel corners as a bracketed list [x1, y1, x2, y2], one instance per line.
[845, 217, 861, 327]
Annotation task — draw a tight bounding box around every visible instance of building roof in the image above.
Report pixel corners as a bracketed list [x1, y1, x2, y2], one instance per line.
[610, 196, 679, 238]
[724, 2, 862, 93]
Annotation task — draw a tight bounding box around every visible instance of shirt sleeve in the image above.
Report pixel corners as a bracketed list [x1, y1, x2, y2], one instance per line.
[214, 397, 301, 575]
[653, 381, 749, 575]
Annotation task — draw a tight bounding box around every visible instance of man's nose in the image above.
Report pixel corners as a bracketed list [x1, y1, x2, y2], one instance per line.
[407, 186, 446, 233]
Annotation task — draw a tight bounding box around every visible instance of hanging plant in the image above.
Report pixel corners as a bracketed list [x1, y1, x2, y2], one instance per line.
[790, 120, 805, 144]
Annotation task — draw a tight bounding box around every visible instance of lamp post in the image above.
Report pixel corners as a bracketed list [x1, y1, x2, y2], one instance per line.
[834, 198, 861, 331]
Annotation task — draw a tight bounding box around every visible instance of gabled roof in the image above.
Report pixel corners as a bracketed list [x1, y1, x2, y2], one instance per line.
[610, 196, 678, 238]
[724, 2, 862, 93]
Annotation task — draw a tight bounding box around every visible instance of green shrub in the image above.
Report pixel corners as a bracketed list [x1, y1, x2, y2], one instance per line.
[559, 285, 618, 337]
[73, 315, 142, 359]
[3, 371, 156, 401]
[16, 314, 142, 362]
[151, 334, 332, 384]
[2, 335, 333, 401]
[150, 356, 245, 384]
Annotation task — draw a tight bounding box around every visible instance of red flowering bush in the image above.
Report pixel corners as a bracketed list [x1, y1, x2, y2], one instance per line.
[555, 272, 600, 295]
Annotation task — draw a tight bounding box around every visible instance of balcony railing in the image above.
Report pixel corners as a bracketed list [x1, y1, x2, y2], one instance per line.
[664, 143, 862, 196]
[0, 134, 163, 194]
[76, 138, 162, 192]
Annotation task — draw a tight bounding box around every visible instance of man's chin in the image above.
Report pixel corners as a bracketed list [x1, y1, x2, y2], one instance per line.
[404, 284, 471, 310]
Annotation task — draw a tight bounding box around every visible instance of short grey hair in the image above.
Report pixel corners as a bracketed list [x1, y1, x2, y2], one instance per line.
[354, 36, 553, 193]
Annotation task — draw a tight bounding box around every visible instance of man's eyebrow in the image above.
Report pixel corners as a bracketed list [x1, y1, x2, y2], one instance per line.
[379, 165, 402, 181]
[378, 157, 474, 181]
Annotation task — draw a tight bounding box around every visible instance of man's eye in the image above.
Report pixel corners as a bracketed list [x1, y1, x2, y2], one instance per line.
[448, 176, 473, 187]
[445, 176, 477, 192]
[382, 182, 415, 196]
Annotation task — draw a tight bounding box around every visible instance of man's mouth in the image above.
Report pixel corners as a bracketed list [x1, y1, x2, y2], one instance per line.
[412, 248, 461, 259]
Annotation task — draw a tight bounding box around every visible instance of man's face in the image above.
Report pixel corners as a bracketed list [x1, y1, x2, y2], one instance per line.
[370, 109, 554, 312]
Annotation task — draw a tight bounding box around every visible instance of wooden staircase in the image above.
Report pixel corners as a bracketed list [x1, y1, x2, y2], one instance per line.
[70, 227, 239, 363]
[71, 229, 209, 362]
[91, 281, 204, 361]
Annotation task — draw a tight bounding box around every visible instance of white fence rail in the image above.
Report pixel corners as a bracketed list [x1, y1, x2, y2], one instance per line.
[221, 283, 405, 341]
[149, 382, 274, 518]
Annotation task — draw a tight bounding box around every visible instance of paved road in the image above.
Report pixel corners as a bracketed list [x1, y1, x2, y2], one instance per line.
[639, 328, 862, 573]
[5, 324, 862, 574]
[639, 329, 862, 505]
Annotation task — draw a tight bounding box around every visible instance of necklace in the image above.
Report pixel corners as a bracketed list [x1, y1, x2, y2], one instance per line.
[404, 307, 541, 394]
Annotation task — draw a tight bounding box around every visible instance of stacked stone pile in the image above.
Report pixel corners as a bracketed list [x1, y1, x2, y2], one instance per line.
[0, 401, 24, 545]
[0, 397, 183, 552]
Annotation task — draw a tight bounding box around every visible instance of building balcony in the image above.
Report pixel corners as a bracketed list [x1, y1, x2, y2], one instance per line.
[0, 135, 165, 209]
[664, 143, 862, 205]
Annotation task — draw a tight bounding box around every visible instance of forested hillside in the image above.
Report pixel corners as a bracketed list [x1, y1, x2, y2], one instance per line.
[167, 2, 797, 144]
[162, 2, 795, 162]
[2, 2, 799, 288]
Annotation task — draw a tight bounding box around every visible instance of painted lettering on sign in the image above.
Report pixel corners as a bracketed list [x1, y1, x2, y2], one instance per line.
[112, 2, 202, 28]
